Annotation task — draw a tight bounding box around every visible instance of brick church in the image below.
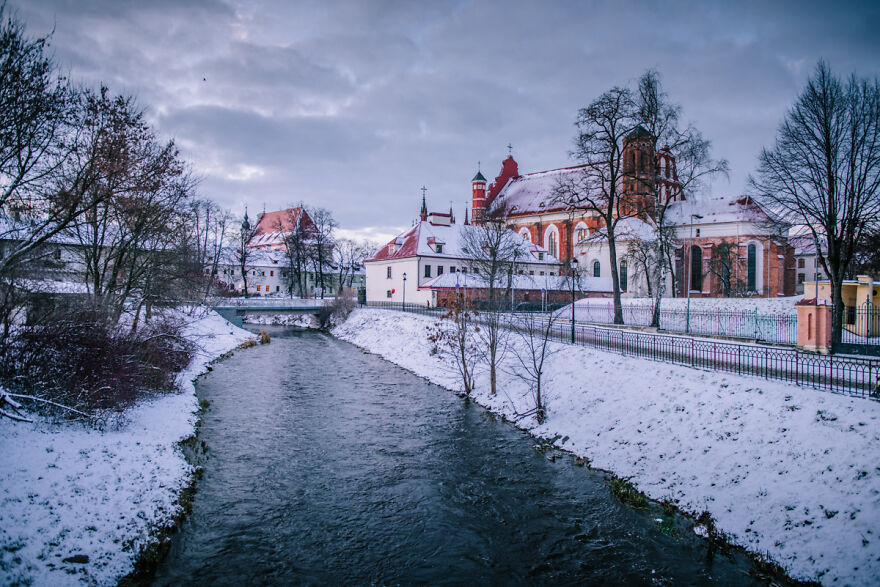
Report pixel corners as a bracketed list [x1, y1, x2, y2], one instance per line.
[470, 129, 795, 298]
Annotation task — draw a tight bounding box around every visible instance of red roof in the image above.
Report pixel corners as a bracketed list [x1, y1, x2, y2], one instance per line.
[252, 207, 313, 236]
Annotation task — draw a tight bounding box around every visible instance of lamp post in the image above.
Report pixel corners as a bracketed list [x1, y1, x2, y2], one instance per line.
[570, 258, 579, 343]
[686, 214, 703, 334]
[402, 272, 407, 311]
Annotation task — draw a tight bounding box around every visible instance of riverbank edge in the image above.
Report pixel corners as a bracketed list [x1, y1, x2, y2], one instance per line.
[332, 309, 873, 586]
[117, 313, 256, 585]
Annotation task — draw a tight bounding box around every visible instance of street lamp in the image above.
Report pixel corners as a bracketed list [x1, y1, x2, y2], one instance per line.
[570, 258, 579, 343]
[686, 213, 703, 334]
[402, 272, 407, 311]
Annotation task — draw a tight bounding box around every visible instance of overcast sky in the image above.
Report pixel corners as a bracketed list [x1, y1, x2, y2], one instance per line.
[13, 0, 880, 243]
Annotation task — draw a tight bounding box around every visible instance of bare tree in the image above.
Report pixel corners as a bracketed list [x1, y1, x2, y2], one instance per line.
[509, 309, 559, 424]
[278, 204, 311, 297]
[555, 87, 637, 324]
[0, 6, 82, 332]
[332, 238, 371, 291]
[750, 61, 880, 345]
[427, 294, 479, 396]
[306, 206, 337, 297]
[234, 215, 257, 297]
[633, 70, 728, 325]
[65, 87, 194, 322]
[460, 219, 527, 395]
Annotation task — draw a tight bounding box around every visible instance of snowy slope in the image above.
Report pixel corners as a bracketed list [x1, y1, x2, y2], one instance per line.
[0, 309, 252, 586]
[334, 309, 880, 586]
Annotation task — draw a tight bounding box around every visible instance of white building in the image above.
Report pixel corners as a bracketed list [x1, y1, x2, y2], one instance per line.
[364, 207, 562, 306]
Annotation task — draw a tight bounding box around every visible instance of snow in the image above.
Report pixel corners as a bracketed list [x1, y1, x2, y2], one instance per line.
[0, 309, 252, 585]
[334, 309, 880, 586]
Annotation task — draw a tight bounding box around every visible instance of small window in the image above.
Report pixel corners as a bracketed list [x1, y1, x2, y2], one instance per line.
[549, 272, 555, 276]
[276, 286, 280, 292]
[593, 261, 601, 277]
[387, 266, 392, 279]
[449, 266, 455, 273]
[798, 274, 805, 283]
[386, 290, 392, 298]
[539, 271, 545, 276]
[270, 270, 274, 276]
[695, 229, 700, 237]
[538, 252, 544, 261]
[256, 285, 261, 292]
[529, 271, 534, 275]
[424, 265, 432, 278]
[436, 244, 443, 253]
[437, 266, 444, 275]
[798, 258, 805, 268]
[53, 248, 61, 260]
[261, 271, 265, 276]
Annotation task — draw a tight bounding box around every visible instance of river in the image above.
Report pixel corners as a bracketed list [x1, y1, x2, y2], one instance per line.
[153, 325, 763, 585]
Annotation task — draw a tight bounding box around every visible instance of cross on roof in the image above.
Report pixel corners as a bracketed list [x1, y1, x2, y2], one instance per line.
[507, 143, 513, 156]
[421, 185, 427, 198]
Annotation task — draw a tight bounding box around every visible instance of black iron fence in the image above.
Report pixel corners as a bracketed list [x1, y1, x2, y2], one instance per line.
[360, 301, 880, 399]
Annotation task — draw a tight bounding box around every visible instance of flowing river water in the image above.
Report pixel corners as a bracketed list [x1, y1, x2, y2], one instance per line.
[153, 325, 766, 585]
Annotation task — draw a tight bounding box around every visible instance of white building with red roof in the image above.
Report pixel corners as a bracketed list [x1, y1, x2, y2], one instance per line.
[364, 200, 562, 306]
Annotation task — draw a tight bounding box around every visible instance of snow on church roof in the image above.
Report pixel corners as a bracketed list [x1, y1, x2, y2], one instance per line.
[664, 194, 782, 227]
[366, 218, 562, 266]
[491, 165, 589, 217]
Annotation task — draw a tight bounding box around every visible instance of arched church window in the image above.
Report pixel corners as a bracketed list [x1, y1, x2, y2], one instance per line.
[690, 245, 702, 291]
[548, 231, 558, 258]
[747, 244, 757, 291]
[593, 260, 601, 277]
[620, 260, 628, 291]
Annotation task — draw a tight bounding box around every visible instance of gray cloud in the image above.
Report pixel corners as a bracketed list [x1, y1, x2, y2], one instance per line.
[12, 0, 880, 240]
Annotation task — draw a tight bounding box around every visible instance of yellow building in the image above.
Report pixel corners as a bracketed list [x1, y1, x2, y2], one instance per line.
[803, 275, 880, 337]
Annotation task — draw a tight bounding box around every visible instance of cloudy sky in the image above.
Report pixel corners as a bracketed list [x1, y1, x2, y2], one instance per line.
[13, 0, 880, 243]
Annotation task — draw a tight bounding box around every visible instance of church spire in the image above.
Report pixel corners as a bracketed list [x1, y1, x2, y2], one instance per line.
[420, 186, 428, 221]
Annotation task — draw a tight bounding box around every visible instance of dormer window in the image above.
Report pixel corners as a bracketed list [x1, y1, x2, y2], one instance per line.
[436, 244, 443, 254]
[538, 252, 544, 261]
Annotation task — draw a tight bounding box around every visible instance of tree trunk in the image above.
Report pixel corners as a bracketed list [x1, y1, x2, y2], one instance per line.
[607, 230, 624, 324]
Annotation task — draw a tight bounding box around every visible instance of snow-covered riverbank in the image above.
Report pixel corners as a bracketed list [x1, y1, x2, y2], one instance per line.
[0, 310, 252, 585]
[334, 309, 880, 586]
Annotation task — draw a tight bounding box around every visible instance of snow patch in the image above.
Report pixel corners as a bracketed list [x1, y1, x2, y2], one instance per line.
[0, 309, 252, 585]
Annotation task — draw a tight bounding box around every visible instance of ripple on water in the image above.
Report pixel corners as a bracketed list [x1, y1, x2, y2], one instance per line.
[154, 326, 762, 586]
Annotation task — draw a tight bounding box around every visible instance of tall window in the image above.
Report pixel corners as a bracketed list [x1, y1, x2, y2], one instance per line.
[548, 231, 558, 258]
[386, 266, 392, 279]
[424, 265, 431, 278]
[690, 245, 702, 291]
[747, 244, 756, 291]
[620, 260, 628, 291]
[575, 227, 587, 243]
[593, 260, 601, 277]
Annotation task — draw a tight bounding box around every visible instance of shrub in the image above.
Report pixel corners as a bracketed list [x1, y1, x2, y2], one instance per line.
[0, 306, 195, 415]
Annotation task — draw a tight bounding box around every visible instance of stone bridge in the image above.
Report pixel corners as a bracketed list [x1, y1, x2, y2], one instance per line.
[212, 298, 329, 327]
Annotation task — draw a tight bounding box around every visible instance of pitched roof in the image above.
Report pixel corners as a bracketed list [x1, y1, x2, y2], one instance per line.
[247, 207, 315, 248]
[664, 194, 784, 227]
[365, 219, 561, 265]
[491, 165, 588, 217]
[472, 171, 487, 182]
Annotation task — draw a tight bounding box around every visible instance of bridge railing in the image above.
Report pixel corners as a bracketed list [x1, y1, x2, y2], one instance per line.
[211, 296, 332, 309]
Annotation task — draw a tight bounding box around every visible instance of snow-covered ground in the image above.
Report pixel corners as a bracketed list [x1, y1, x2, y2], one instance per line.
[334, 309, 880, 586]
[0, 309, 252, 585]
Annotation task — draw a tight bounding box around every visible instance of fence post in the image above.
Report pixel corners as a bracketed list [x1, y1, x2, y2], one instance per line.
[764, 346, 768, 379]
[691, 337, 695, 367]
